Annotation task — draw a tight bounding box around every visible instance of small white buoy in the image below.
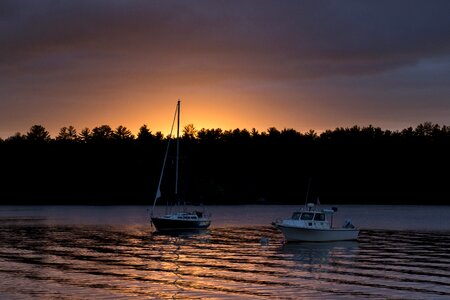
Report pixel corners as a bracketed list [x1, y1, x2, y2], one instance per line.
[260, 237, 269, 246]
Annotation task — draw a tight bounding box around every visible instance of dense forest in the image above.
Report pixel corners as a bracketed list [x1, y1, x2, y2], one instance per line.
[0, 122, 449, 205]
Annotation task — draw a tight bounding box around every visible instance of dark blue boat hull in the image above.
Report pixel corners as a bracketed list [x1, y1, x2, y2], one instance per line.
[151, 217, 211, 231]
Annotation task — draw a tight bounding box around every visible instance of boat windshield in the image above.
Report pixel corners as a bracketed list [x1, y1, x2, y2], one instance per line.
[291, 212, 301, 220]
[313, 213, 325, 221]
[300, 213, 314, 220]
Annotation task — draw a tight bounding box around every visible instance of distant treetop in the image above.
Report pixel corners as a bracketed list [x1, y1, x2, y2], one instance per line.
[1, 122, 449, 144]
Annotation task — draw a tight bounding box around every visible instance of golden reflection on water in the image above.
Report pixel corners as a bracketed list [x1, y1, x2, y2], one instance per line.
[0, 222, 449, 299]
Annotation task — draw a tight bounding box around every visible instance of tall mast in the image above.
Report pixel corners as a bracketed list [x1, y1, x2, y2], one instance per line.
[175, 99, 180, 196]
[151, 100, 179, 215]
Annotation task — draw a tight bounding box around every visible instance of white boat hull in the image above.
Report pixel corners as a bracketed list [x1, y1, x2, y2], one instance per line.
[276, 225, 359, 242]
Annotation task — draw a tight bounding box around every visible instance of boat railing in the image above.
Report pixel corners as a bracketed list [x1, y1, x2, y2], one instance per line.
[271, 218, 282, 226]
[342, 219, 356, 229]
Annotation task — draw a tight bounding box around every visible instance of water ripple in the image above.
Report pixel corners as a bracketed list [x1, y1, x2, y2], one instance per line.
[0, 224, 449, 299]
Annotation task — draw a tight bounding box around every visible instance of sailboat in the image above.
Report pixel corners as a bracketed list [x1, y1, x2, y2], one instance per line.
[150, 100, 211, 231]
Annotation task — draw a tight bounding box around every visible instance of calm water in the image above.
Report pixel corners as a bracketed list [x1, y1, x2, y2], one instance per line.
[0, 205, 449, 299]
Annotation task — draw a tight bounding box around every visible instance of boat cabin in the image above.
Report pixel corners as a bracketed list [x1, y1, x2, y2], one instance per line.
[162, 212, 200, 220]
[285, 205, 334, 229]
[161, 211, 208, 221]
[291, 211, 326, 221]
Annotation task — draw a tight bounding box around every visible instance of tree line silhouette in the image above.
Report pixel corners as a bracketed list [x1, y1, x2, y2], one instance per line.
[0, 122, 449, 205]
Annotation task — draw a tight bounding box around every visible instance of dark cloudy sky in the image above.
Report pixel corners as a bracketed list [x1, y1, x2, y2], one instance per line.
[1, 0, 450, 138]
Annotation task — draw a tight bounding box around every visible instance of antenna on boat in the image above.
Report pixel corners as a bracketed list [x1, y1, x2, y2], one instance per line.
[304, 177, 312, 208]
[151, 100, 179, 217]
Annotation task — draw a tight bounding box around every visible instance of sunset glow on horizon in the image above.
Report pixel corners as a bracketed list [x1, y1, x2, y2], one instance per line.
[1, 1, 450, 138]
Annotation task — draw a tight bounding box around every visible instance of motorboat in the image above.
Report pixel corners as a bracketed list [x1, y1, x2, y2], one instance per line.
[272, 203, 359, 242]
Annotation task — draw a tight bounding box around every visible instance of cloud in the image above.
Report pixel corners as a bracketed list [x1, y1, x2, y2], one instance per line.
[2, 0, 450, 81]
[1, 0, 450, 137]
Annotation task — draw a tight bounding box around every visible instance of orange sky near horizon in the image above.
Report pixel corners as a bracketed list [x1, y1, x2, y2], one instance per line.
[41, 91, 318, 139]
